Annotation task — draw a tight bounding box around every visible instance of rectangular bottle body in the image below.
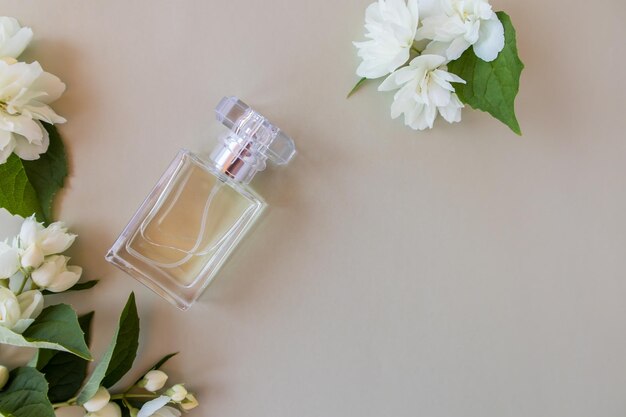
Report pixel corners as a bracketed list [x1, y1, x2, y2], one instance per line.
[106, 149, 266, 310]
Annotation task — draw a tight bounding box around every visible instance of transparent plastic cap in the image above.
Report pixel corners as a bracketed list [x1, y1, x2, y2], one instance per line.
[212, 97, 296, 183]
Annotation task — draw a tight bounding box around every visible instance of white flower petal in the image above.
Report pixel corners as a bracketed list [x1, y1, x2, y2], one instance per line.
[0, 241, 19, 278]
[19, 215, 44, 248]
[12, 126, 49, 161]
[0, 17, 32, 59]
[20, 244, 44, 269]
[473, 14, 505, 62]
[137, 396, 171, 417]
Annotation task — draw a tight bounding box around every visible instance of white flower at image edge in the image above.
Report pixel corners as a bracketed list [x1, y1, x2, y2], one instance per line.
[354, 0, 420, 78]
[18, 215, 76, 269]
[31, 255, 82, 293]
[0, 59, 66, 164]
[379, 54, 465, 130]
[416, 0, 504, 62]
[0, 16, 33, 59]
[0, 287, 43, 333]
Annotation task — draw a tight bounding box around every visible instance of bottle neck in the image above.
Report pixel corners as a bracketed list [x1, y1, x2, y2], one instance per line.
[210, 133, 267, 184]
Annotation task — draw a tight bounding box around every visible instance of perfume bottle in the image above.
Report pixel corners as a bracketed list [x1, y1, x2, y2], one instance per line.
[106, 97, 296, 310]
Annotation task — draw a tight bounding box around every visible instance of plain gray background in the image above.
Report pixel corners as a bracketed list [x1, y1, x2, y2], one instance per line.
[1, 0, 625, 416]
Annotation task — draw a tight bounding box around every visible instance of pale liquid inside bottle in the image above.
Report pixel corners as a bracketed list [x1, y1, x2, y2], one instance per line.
[126, 163, 256, 286]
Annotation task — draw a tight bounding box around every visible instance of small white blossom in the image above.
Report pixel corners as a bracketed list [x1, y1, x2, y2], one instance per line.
[379, 54, 465, 130]
[139, 370, 168, 392]
[0, 17, 33, 59]
[416, 0, 504, 61]
[18, 216, 76, 269]
[0, 240, 19, 278]
[180, 393, 198, 411]
[0, 60, 66, 164]
[0, 365, 8, 389]
[84, 387, 111, 413]
[354, 0, 420, 78]
[86, 402, 121, 417]
[166, 384, 187, 402]
[30, 255, 82, 293]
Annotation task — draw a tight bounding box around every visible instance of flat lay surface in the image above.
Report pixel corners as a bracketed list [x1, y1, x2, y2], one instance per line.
[1, 0, 625, 416]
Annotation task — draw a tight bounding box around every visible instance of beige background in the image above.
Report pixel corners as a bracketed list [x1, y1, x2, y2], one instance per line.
[1, 0, 625, 416]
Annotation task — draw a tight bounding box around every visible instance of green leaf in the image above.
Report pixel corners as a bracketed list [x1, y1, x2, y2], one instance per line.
[447, 11, 524, 135]
[77, 293, 140, 405]
[21, 124, 68, 222]
[39, 312, 94, 403]
[0, 367, 55, 417]
[0, 124, 68, 223]
[346, 77, 368, 98]
[0, 304, 91, 360]
[133, 352, 179, 385]
[0, 154, 43, 220]
[42, 280, 99, 295]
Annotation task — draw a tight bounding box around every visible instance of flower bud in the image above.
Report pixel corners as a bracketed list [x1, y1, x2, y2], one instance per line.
[165, 384, 187, 402]
[180, 393, 198, 411]
[31, 255, 81, 292]
[84, 386, 110, 412]
[20, 244, 43, 269]
[0, 365, 9, 389]
[86, 401, 121, 417]
[139, 370, 168, 392]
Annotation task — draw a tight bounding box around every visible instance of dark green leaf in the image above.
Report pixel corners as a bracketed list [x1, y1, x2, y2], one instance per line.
[42, 280, 99, 295]
[21, 124, 68, 223]
[0, 367, 55, 417]
[0, 304, 91, 360]
[346, 77, 368, 98]
[39, 312, 94, 403]
[0, 154, 43, 220]
[133, 352, 179, 385]
[77, 293, 140, 404]
[448, 11, 524, 135]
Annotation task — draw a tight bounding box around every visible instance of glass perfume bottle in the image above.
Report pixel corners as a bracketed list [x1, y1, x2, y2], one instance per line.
[106, 97, 296, 310]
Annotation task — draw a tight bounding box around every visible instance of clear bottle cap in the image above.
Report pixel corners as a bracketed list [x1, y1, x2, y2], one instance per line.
[211, 97, 296, 183]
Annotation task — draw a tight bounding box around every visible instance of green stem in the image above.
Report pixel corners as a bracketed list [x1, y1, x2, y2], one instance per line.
[411, 46, 421, 55]
[15, 271, 29, 295]
[52, 393, 158, 409]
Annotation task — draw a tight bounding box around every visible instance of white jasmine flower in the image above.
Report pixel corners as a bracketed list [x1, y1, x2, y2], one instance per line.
[31, 255, 82, 293]
[0, 365, 8, 389]
[354, 0, 420, 78]
[18, 216, 76, 269]
[166, 384, 187, 402]
[416, 0, 504, 62]
[138, 396, 181, 417]
[86, 402, 121, 417]
[379, 54, 465, 130]
[139, 370, 168, 392]
[84, 387, 111, 413]
[0, 60, 66, 164]
[0, 240, 19, 278]
[0, 17, 33, 59]
[180, 393, 198, 411]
